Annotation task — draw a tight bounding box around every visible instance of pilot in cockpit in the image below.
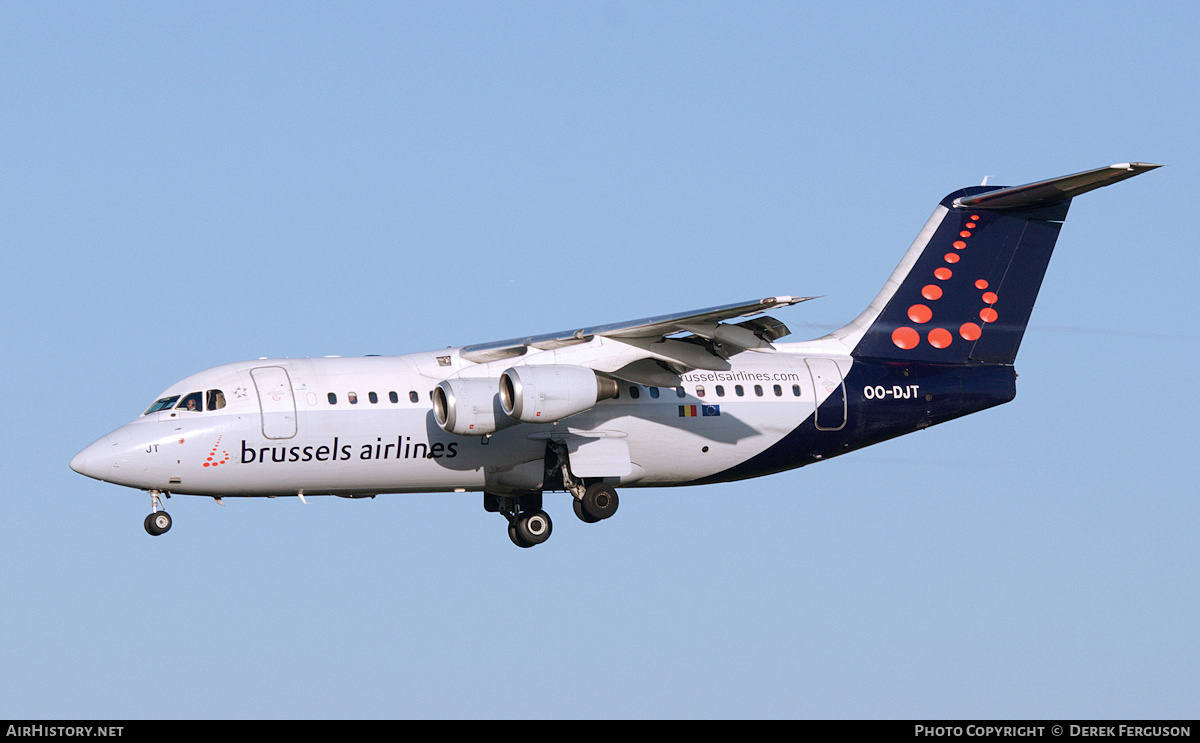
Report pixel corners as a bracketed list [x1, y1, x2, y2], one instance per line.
[177, 391, 204, 413]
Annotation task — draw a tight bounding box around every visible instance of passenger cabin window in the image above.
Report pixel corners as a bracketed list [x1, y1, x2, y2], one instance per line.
[754, 385, 763, 397]
[368, 391, 378, 404]
[695, 386, 705, 398]
[348, 392, 358, 404]
[675, 387, 685, 398]
[389, 391, 399, 403]
[715, 385, 725, 397]
[773, 384, 782, 396]
[792, 384, 801, 397]
[144, 396, 180, 415]
[735, 385, 744, 397]
[629, 386, 640, 399]
[206, 390, 226, 411]
[649, 387, 660, 399]
[176, 391, 203, 413]
[328, 393, 338, 405]
[409, 391, 419, 403]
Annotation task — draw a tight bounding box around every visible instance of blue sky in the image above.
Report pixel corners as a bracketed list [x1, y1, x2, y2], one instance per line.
[2, 2, 1196, 719]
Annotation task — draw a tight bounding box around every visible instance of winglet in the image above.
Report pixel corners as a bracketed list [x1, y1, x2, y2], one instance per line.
[952, 162, 1161, 211]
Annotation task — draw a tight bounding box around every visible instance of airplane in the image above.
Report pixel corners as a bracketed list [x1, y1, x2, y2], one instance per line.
[70, 162, 1159, 547]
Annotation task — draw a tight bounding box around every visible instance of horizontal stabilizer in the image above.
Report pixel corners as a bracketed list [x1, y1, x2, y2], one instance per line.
[952, 163, 1161, 211]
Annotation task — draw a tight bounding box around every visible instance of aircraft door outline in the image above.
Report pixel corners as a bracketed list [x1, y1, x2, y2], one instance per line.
[805, 358, 846, 431]
[250, 366, 298, 440]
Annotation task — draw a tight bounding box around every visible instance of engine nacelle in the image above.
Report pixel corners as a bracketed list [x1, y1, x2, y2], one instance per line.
[432, 378, 514, 436]
[499, 365, 619, 424]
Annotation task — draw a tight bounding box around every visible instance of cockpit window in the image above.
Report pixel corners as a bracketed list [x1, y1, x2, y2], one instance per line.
[206, 389, 226, 411]
[176, 391, 204, 413]
[144, 396, 180, 415]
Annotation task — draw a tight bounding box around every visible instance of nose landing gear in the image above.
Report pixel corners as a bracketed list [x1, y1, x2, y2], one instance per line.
[144, 490, 172, 536]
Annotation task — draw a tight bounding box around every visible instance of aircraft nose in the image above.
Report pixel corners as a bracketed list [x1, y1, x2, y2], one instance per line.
[70, 435, 115, 481]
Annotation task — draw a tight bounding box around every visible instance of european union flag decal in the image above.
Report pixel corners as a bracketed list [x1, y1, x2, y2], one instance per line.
[680, 404, 720, 417]
[702, 405, 720, 416]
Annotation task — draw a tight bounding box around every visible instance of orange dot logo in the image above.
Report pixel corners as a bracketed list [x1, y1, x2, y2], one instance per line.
[944, 252, 960, 263]
[960, 322, 982, 340]
[980, 308, 998, 323]
[960, 230, 972, 238]
[908, 304, 932, 323]
[975, 279, 989, 290]
[892, 327, 920, 349]
[928, 328, 953, 348]
[982, 291, 998, 305]
[953, 240, 967, 249]
[202, 435, 230, 468]
[922, 284, 943, 301]
[934, 267, 953, 280]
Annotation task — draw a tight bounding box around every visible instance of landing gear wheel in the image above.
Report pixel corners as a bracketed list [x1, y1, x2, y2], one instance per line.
[573, 498, 600, 524]
[506, 525, 535, 549]
[580, 483, 619, 522]
[144, 511, 172, 536]
[511, 510, 552, 547]
[509, 524, 532, 548]
[518, 510, 552, 545]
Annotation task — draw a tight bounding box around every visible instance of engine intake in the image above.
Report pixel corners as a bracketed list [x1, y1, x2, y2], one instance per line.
[499, 365, 619, 424]
[433, 378, 514, 436]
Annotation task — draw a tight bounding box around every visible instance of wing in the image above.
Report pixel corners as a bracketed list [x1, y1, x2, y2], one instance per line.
[459, 295, 815, 380]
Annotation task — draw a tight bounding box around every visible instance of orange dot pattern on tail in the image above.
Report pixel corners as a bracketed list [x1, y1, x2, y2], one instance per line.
[892, 213, 1000, 350]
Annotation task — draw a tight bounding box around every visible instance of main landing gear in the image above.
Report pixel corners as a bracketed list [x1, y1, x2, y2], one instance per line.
[556, 442, 620, 528]
[574, 482, 619, 524]
[485, 486, 620, 548]
[486, 442, 622, 548]
[485, 492, 553, 548]
[509, 508, 553, 549]
[144, 490, 172, 536]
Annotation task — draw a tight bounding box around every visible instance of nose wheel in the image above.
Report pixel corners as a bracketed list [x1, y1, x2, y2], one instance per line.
[144, 511, 172, 536]
[144, 490, 172, 536]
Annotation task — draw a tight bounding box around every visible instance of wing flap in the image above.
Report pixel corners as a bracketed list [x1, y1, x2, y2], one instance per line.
[459, 295, 813, 364]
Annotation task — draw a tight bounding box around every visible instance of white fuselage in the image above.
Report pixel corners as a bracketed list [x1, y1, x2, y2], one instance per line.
[72, 342, 850, 499]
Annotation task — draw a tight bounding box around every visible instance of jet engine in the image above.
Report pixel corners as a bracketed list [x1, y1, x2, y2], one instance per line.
[499, 365, 619, 424]
[433, 378, 514, 436]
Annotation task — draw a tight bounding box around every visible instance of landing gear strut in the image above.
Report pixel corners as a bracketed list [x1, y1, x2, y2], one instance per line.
[547, 440, 620, 525]
[144, 490, 172, 536]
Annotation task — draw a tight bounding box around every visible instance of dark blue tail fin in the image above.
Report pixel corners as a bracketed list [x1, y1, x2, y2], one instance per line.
[847, 163, 1159, 365]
